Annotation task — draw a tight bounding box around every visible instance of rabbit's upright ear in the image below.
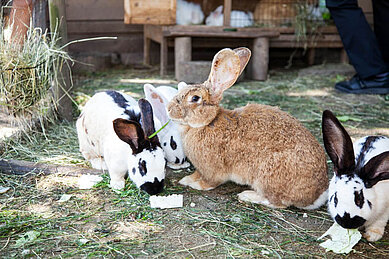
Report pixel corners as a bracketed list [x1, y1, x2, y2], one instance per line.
[207, 48, 241, 102]
[138, 98, 160, 147]
[233, 47, 251, 76]
[144, 84, 169, 124]
[113, 118, 145, 154]
[359, 151, 389, 188]
[322, 110, 355, 175]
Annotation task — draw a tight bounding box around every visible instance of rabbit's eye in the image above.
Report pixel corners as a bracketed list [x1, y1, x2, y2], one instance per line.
[191, 95, 201, 103]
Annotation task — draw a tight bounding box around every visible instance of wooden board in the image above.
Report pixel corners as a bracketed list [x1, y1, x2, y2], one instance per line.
[162, 25, 279, 38]
[67, 21, 142, 35]
[124, 0, 176, 25]
[65, 0, 124, 21]
[0, 159, 101, 176]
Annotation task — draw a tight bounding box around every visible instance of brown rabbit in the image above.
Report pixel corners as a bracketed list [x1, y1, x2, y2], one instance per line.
[167, 47, 328, 209]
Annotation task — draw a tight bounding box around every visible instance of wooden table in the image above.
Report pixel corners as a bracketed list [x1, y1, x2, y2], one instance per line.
[144, 25, 280, 81]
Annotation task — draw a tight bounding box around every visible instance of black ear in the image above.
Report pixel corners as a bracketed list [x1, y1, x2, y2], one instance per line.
[113, 118, 145, 154]
[138, 98, 160, 147]
[359, 151, 389, 188]
[322, 110, 355, 175]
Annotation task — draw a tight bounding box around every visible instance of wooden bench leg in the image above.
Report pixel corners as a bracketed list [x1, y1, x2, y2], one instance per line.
[144, 36, 151, 66]
[250, 37, 269, 81]
[307, 48, 315, 66]
[174, 37, 191, 81]
[160, 37, 168, 76]
[340, 48, 349, 64]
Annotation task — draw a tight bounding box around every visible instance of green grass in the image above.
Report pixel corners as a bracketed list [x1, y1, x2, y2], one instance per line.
[0, 67, 388, 258]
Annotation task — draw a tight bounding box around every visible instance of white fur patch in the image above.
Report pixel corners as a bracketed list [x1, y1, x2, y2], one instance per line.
[301, 189, 328, 210]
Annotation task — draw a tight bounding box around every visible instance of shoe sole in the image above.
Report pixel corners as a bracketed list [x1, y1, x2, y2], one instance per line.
[335, 85, 389, 94]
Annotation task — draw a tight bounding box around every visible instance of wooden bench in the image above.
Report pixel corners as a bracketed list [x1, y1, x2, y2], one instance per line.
[144, 24, 345, 81]
[270, 26, 346, 65]
[144, 24, 279, 81]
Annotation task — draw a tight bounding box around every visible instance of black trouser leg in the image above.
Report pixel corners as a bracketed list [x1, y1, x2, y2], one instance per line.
[372, 0, 389, 69]
[326, 0, 388, 79]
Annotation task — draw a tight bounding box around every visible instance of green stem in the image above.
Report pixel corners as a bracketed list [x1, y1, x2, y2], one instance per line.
[148, 119, 171, 139]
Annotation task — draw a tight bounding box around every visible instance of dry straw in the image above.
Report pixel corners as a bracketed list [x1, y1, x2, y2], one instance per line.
[0, 20, 72, 120]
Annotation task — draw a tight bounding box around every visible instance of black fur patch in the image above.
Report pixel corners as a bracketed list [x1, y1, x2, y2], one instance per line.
[335, 212, 366, 229]
[356, 136, 384, 170]
[181, 157, 186, 164]
[138, 159, 147, 176]
[367, 200, 372, 209]
[170, 136, 177, 150]
[175, 157, 180, 164]
[132, 167, 136, 175]
[140, 177, 164, 195]
[106, 91, 141, 121]
[354, 190, 365, 209]
[329, 193, 338, 207]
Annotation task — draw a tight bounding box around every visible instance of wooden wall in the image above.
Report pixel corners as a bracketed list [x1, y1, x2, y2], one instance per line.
[65, 0, 144, 66]
[65, 0, 373, 70]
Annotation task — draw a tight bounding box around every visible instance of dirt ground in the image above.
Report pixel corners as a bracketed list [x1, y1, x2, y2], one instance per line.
[1, 64, 389, 258]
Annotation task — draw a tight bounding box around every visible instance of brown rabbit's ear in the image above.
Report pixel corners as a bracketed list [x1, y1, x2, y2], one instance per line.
[207, 48, 241, 102]
[233, 47, 251, 76]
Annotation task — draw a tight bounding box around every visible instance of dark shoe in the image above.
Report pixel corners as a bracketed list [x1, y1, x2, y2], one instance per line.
[335, 74, 389, 94]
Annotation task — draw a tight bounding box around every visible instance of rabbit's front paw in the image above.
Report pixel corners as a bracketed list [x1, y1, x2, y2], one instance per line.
[364, 227, 384, 242]
[110, 180, 125, 190]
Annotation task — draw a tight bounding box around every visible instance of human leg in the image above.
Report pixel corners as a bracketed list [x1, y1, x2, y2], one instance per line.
[372, 0, 389, 69]
[326, 0, 387, 78]
[326, 0, 389, 93]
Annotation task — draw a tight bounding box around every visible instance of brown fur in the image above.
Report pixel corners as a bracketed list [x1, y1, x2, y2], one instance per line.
[167, 48, 328, 209]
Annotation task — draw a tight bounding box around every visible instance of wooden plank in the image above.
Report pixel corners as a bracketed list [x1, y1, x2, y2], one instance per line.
[270, 34, 343, 48]
[250, 37, 269, 81]
[67, 21, 143, 34]
[162, 25, 279, 38]
[67, 34, 143, 53]
[0, 159, 101, 176]
[65, 0, 124, 21]
[223, 0, 231, 26]
[124, 0, 176, 25]
[32, 0, 48, 31]
[175, 37, 191, 80]
[144, 24, 164, 43]
[271, 26, 339, 34]
[49, 0, 72, 121]
[160, 37, 168, 75]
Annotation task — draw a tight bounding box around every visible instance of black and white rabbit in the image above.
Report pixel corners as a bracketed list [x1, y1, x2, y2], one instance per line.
[76, 91, 166, 194]
[322, 110, 389, 242]
[144, 84, 190, 169]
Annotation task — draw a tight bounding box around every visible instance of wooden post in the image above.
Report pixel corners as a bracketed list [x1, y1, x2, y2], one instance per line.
[144, 34, 151, 66]
[160, 36, 168, 76]
[340, 48, 349, 64]
[174, 37, 191, 81]
[9, 0, 33, 45]
[307, 48, 315, 66]
[48, 0, 72, 121]
[250, 37, 269, 81]
[32, 0, 47, 31]
[223, 0, 232, 26]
